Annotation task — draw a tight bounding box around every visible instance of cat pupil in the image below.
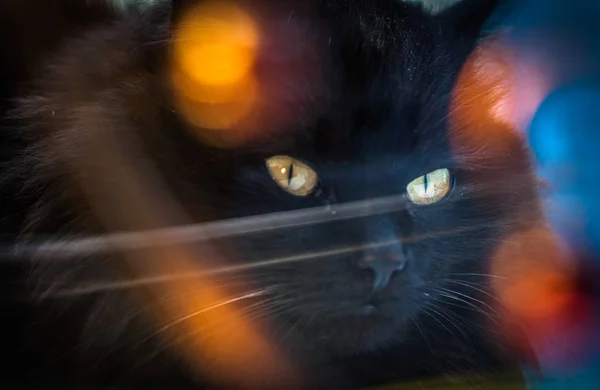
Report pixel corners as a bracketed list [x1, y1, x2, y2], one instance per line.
[287, 164, 294, 185]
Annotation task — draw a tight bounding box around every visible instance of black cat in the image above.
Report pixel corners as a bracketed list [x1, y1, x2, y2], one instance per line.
[0, 0, 538, 388]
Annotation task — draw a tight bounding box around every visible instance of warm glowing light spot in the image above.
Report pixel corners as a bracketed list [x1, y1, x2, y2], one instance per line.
[491, 226, 575, 321]
[145, 248, 300, 388]
[175, 76, 258, 131]
[447, 35, 556, 172]
[450, 36, 553, 140]
[488, 224, 585, 364]
[502, 269, 573, 319]
[170, 1, 261, 138]
[490, 226, 599, 371]
[172, 1, 259, 86]
[171, 64, 256, 105]
[450, 38, 519, 146]
[490, 226, 581, 368]
[72, 120, 300, 387]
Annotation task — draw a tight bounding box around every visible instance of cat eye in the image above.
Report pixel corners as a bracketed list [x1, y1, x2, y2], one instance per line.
[406, 168, 452, 205]
[265, 155, 318, 196]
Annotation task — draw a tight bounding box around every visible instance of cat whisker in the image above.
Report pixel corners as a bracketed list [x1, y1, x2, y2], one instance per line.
[155, 294, 285, 337]
[442, 278, 490, 286]
[446, 272, 508, 280]
[132, 296, 278, 369]
[280, 317, 302, 346]
[245, 297, 297, 319]
[411, 317, 434, 356]
[421, 306, 467, 343]
[140, 292, 302, 368]
[442, 279, 498, 300]
[433, 289, 499, 323]
[426, 301, 484, 334]
[450, 174, 539, 196]
[147, 289, 270, 339]
[437, 287, 499, 314]
[435, 300, 500, 326]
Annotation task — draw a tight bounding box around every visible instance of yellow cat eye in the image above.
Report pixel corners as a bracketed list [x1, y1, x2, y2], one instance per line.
[406, 168, 452, 205]
[265, 155, 318, 196]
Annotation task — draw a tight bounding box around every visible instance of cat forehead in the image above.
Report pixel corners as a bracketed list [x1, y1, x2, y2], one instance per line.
[243, 85, 452, 165]
[172, 0, 477, 160]
[265, 40, 455, 158]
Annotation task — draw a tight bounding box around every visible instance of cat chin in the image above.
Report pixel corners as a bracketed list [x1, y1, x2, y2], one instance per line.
[286, 308, 415, 357]
[316, 321, 405, 357]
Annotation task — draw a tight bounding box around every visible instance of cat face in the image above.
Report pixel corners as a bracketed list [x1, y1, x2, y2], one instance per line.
[16, 0, 537, 366]
[147, 0, 532, 355]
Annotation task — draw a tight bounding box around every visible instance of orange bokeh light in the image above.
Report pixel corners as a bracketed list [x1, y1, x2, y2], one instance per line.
[450, 34, 553, 140]
[145, 247, 300, 389]
[170, 1, 261, 141]
[172, 1, 259, 87]
[174, 73, 258, 131]
[66, 108, 301, 388]
[491, 226, 575, 320]
[452, 36, 597, 367]
[502, 267, 574, 321]
[489, 225, 582, 362]
[450, 36, 519, 148]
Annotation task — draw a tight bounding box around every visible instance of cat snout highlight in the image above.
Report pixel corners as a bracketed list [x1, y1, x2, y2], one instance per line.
[357, 249, 407, 293]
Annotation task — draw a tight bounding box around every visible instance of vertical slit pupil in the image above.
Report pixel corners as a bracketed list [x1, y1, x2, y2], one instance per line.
[423, 174, 428, 193]
[287, 164, 294, 185]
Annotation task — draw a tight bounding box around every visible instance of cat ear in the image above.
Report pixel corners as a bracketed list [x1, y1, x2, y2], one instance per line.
[437, 0, 507, 38]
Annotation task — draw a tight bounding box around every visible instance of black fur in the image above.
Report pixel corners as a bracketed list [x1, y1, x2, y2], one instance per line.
[0, 0, 537, 388]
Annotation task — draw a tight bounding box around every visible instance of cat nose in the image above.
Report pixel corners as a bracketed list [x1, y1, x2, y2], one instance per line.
[358, 251, 406, 293]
